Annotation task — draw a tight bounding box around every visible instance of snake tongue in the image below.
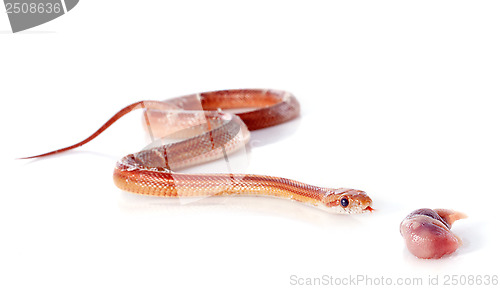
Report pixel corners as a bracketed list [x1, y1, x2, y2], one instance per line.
[364, 206, 374, 212]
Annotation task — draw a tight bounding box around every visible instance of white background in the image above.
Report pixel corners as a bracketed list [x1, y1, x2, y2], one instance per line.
[1, 1, 499, 288]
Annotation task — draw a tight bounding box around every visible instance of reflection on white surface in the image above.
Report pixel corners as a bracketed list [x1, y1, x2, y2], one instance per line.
[246, 117, 301, 148]
[118, 192, 367, 228]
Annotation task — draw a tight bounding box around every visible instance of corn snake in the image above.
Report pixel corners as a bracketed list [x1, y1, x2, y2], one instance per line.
[24, 89, 373, 214]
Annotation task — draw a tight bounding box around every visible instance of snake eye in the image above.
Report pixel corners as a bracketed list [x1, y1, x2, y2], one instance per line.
[340, 197, 349, 207]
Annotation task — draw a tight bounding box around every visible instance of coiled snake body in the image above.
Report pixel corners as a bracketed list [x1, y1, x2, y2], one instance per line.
[24, 89, 373, 214]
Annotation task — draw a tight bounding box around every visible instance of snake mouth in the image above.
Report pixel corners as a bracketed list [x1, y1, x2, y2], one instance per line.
[364, 206, 374, 212]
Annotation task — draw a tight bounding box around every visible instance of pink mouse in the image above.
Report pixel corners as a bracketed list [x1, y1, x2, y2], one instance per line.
[400, 208, 467, 259]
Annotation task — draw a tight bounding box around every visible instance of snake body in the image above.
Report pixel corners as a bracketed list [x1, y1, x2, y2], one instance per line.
[25, 89, 373, 214]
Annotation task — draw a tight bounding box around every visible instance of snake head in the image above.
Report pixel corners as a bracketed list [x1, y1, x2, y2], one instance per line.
[322, 188, 373, 214]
